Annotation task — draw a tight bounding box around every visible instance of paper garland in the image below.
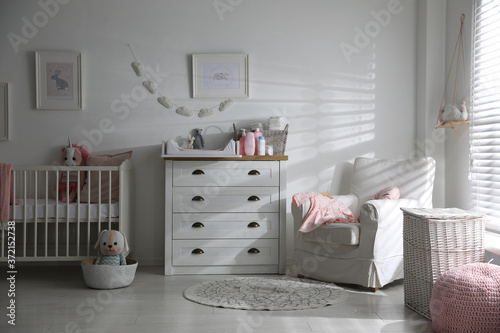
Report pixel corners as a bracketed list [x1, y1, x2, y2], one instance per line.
[127, 44, 234, 118]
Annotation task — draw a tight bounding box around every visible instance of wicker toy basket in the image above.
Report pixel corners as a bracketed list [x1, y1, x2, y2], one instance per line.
[81, 258, 138, 289]
[262, 124, 288, 155]
[401, 208, 484, 320]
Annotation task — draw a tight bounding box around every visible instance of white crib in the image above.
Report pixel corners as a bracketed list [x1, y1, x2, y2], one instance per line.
[0, 159, 133, 262]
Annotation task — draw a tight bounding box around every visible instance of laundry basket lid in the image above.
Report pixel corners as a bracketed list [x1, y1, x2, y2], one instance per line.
[401, 208, 483, 220]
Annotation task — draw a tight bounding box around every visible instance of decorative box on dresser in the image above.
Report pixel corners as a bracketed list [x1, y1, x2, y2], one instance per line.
[164, 155, 287, 275]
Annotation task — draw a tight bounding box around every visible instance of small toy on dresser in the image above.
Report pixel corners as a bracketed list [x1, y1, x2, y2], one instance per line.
[56, 137, 90, 203]
[193, 128, 204, 149]
[94, 229, 129, 265]
[185, 134, 194, 149]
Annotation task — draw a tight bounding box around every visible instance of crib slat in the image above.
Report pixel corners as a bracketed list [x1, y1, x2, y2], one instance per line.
[118, 165, 123, 233]
[33, 171, 38, 257]
[45, 170, 49, 257]
[66, 171, 70, 257]
[55, 170, 59, 257]
[76, 169, 80, 257]
[86, 171, 91, 256]
[108, 170, 112, 230]
[98, 171, 102, 233]
[22, 171, 27, 257]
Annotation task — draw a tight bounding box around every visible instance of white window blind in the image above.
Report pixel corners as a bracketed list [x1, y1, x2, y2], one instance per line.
[471, 0, 500, 232]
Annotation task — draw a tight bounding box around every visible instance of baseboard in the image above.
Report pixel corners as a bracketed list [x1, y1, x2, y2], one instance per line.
[133, 257, 163, 265]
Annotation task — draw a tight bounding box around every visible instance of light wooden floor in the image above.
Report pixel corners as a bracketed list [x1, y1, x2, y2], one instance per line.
[0, 264, 433, 333]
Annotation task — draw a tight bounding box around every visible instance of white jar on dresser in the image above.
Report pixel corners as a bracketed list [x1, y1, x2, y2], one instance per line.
[164, 156, 287, 275]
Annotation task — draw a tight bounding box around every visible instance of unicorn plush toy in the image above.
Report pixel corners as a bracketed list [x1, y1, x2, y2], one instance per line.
[56, 138, 90, 203]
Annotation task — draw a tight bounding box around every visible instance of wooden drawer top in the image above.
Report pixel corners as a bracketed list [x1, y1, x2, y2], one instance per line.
[164, 155, 288, 161]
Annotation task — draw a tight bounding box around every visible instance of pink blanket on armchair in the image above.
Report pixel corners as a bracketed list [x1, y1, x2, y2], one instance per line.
[293, 192, 355, 233]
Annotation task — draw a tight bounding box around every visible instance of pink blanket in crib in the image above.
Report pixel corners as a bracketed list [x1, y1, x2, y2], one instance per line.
[293, 192, 356, 233]
[0, 163, 14, 222]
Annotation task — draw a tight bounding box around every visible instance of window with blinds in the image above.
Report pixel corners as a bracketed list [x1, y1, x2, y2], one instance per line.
[470, 0, 500, 232]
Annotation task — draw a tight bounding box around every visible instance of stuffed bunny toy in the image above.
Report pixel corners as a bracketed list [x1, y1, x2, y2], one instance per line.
[186, 134, 194, 149]
[94, 229, 129, 265]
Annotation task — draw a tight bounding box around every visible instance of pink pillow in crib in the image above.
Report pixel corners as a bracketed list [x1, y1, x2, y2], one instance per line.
[372, 186, 400, 200]
[80, 151, 132, 203]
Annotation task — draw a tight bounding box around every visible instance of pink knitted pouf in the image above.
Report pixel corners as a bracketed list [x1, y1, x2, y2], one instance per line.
[430, 263, 500, 333]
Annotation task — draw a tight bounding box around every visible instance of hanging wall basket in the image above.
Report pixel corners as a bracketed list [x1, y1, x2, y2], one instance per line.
[436, 14, 470, 129]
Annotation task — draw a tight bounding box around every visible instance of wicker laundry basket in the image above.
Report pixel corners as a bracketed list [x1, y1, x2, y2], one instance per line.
[81, 258, 138, 289]
[401, 208, 484, 320]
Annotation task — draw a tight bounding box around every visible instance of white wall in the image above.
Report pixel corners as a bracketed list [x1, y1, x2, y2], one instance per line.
[415, 0, 446, 208]
[444, 0, 500, 263]
[443, 0, 472, 209]
[0, 0, 419, 264]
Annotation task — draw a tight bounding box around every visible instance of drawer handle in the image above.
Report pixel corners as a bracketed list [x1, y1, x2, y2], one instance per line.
[248, 170, 261, 176]
[248, 195, 260, 201]
[192, 222, 205, 228]
[192, 196, 205, 202]
[192, 169, 205, 175]
[248, 248, 260, 254]
[247, 222, 260, 228]
[191, 248, 204, 254]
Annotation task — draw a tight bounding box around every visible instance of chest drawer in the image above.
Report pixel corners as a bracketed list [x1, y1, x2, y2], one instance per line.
[172, 239, 279, 266]
[164, 157, 287, 275]
[173, 212, 279, 239]
[172, 187, 279, 213]
[173, 161, 279, 187]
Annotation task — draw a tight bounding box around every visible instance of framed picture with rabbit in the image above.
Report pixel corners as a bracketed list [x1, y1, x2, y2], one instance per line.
[35, 51, 82, 110]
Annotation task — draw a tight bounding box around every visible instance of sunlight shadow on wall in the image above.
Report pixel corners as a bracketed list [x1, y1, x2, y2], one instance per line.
[285, 59, 377, 192]
[289, 68, 376, 157]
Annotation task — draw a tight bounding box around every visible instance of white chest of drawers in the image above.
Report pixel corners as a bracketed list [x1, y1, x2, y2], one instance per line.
[164, 156, 287, 275]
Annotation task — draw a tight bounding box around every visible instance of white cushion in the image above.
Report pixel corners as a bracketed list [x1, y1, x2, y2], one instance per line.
[301, 223, 360, 246]
[349, 157, 435, 216]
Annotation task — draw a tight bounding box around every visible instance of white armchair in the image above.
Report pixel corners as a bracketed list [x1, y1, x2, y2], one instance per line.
[293, 157, 436, 290]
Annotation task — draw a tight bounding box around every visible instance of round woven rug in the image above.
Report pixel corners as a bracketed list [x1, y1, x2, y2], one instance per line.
[183, 276, 348, 311]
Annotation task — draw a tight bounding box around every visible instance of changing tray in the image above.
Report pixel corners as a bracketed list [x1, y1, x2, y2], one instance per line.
[161, 139, 240, 158]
